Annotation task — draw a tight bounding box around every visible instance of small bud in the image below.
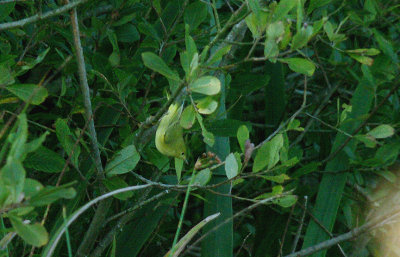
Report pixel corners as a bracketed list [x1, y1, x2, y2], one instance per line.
[244, 139, 255, 163]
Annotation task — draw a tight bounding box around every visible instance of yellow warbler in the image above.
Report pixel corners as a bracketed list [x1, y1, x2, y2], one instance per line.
[155, 103, 187, 159]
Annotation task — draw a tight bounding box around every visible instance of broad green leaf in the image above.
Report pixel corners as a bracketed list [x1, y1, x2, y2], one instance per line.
[373, 29, 398, 64]
[354, 134, 377, 148]
[283, 58, 315, 76]
[194, 168, 211, 186]
[175, 158, 184, 181]
[225, 153, 239, 179]
[308, 0, 332, 14]
[180, 105, 196, 129]
[245, 12, 269, 39]
[103, 176, 133, 200]
[347, 54, 374, 66]
[184, 1, 207, 31]
[6, 84, 48, 105]
[105, 145, 140, 176]
[0, 65, 14, 85]
[146, 148, 170, 172]
[55, 119, 80, 168]
[0, 159, 25, 203]
[24, 146, 66, 173]
[23, 178, 43, 198]
[367, 124, 395, 139]
[264, 39, 279, 59]
[273, 0, 297, 22]
[248, 0, 261, 20]
[8, 114, 28, 160]
[29, 184, 76, 206]
[185, 27, 198, 67]
[9, 216, 48, 247]
[273, 195, 297, 207]
[253, 134, 284, 172]
[207, 45, 232, 66]
[237, 125, 249, 153]
[195, 113, 215, 146]
[141, 52, 180, 81]
[262, 174, 290, 183]
[0, 2, 15, 21]
[189, 76, 221, 95]
[255, 185, 284, 199]
[291, 26, 313, 50]
[196, 97, 218, 115]
[24, 132, 49, 154]
[20, 48, 50, 72]
[266, 21, 285, 41]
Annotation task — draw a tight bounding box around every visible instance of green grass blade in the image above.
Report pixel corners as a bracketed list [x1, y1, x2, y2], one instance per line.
[302, 66, 376, 257]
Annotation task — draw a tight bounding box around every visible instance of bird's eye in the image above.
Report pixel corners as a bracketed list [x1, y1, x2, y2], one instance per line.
[181, 152, 185, 156]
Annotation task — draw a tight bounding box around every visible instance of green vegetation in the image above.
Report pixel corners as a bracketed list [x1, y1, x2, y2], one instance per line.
[0, 0, 399, 256]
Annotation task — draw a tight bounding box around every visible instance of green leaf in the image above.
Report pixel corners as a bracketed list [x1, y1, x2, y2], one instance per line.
[283, 58, 315, 76]
[354, 134, 377, 148]
[253, 134, 284, 172]
[175, 158, 184, 181]
[24, 146, 66, 173]
[308, 0, 332, 14]
[6, 84, 48, 105]
[225, 153, 239, 179]
[9, 216, 48, 247]
[0, 159, 25, 203]
[55, 119, 81, 168]
[347, 53, 374, 66]
[19, 47, 50, 72]
[0, 2, 15, 22]
[345, 48, 380, 55]
[196, 97, 218, 115]
[8, 114, 28, 160]
[195, 113, 215, 146]
[0, 64, 14, 85]
[209, 119, 251, 137]
[141, 52, 180, 81]
[183, 1, 207, 31]
[273, 195, 297, 207]
[262, 174, 290, 183]
[367, 124, 395, 139]
[273, 0, 297, 22]
[189, 76, 221, 95]
[373, 29, 398, 64]
[291, 26, 313, 50]
[180, 105, 196, 129]
[237, 125, 249, 153]
[23, 178, 43, 198]
[193, 168, 211, 186]
[105, 145, 140, 176]
[29, 184, 76, 206]
[207, 45, 232, 66]
[266, 21, 285, 41]
[103, 176, 133, 200]
[264, 39, 279, 59]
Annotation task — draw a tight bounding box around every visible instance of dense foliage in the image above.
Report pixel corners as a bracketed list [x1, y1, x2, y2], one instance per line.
[0, 0, 399, 256]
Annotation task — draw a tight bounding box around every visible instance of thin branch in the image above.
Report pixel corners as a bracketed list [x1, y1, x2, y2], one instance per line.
[291, 196, 308, 253]
[0, 0, 92, 31]
[284, 206, 400, 257]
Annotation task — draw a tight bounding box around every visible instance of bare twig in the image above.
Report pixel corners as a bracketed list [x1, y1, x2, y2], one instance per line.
[291, 196, 308, 253]
[0, 0, 92, 31]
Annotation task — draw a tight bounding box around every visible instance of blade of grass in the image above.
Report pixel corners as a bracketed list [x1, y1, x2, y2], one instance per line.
[301, 66, 376, 257]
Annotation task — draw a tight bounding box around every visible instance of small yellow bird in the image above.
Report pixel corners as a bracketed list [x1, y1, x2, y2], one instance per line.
[155, 103, 187, 160]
